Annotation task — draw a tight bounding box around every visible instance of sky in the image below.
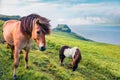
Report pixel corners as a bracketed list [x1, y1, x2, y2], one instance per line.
[0, 0, 120, 28]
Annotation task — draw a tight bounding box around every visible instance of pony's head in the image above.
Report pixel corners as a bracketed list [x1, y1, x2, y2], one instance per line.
[20, 14, 50, 51]
[72, 49, 81, 71]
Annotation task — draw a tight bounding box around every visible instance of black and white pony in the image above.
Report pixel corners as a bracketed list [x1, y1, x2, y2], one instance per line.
[59, 46, 82, 71]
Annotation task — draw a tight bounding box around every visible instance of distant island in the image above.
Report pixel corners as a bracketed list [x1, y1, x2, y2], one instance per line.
[53, 24, 71, 33]
[53, 24, 92, 41]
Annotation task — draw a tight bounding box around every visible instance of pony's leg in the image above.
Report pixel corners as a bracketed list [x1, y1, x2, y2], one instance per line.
[59, 49, 65, 66]
[24, 48, 29, 69]
[13, 47, 20, 80]
[60, 56, 65, 66]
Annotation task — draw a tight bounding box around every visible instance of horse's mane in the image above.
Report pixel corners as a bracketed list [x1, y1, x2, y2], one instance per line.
[19, 14, 50, 36]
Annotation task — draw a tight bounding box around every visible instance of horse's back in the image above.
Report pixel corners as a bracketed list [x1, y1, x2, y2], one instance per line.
[3, 20, 20, 45]
[3, 20, 18, 29]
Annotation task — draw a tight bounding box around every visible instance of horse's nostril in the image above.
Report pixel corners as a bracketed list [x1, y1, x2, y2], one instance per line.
[40, 46, 46, 51]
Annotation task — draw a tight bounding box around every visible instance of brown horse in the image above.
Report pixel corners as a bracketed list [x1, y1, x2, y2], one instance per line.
[3, 14, 50, 80]
[59, 46, 82, 71]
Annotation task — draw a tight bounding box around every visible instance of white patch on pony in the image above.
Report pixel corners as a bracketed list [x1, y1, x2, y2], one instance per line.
[64, 47, 78, 58]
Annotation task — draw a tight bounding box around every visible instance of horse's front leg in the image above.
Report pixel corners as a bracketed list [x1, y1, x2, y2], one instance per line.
[24, 48, 29, 69]
[13, 47, 20, 80]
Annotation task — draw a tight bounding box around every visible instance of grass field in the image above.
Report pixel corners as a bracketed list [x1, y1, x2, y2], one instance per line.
[0, 29, 120, 80]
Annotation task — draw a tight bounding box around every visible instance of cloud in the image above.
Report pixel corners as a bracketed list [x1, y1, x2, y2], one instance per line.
[56, 17, 111, 26]
[0, 0, 120, 27]
[54, 2, 120, 26]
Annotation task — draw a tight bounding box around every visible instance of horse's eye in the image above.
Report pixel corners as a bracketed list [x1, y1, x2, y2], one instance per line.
[37, 31, 40, 34]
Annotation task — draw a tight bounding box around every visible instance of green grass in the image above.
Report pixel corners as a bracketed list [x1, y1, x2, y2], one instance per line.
[0, 31, 120, 80]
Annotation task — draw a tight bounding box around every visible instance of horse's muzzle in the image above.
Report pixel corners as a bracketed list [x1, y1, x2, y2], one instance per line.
[39, 46, 46, 51]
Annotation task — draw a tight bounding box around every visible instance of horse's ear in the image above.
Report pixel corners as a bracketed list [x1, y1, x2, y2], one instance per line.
[36, 19, 40, 24]
[48, 20, 51, 22]
[36, 18, 50, 24]
[39, 20, 43, 24]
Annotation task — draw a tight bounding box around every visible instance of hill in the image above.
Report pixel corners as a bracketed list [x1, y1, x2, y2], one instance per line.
[53, 24, 92, 41]
[0, 20, 4, 43]
[53, 24, 71, 33]
[0, 21, 120, 80]
[0, 14, 20, 21]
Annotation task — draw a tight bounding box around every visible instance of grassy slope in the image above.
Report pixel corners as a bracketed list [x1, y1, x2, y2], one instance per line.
[0, 31, 120, 80]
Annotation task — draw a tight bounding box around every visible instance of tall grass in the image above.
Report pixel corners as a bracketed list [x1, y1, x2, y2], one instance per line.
[0, 31, 120, 80]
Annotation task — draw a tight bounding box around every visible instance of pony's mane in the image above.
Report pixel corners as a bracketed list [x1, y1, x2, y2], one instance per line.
[19, 14, 50, 36]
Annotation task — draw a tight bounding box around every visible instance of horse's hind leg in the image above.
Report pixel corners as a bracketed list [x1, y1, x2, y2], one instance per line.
[24, 48, 29, 69]
[11, 46, 14, 59]
[59, 54, 65, 66]
[7, 44, 14, 59]
[60, 57, 65, 66]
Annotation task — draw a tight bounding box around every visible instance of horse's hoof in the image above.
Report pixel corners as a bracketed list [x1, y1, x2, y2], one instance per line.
[13, 75, 17, 80]
[26, 66, 29, 69]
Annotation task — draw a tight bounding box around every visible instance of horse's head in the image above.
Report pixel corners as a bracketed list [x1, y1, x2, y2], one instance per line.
[32, 19, 50, 51]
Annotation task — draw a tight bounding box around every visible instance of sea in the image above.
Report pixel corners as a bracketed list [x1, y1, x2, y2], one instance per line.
[70, 25, 120, 45]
